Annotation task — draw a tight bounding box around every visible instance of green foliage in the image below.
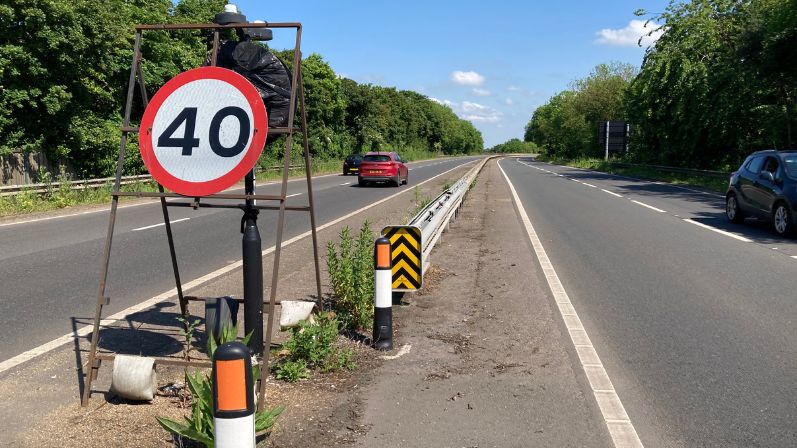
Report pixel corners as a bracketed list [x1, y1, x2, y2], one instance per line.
[326, 222, 375, 330]
[0, 0, 480, 180]
[0, 179, 159, 217]
[526, 1, 796, 170]
[625, 0, 797, 168]
[525, 63, 636, 159]
[157, 323, 283, 446]
[175, 314, 201, 360]
[274, 312, 355, 382]
[489, 138, 538, 154]
[274, 359, 309, 382]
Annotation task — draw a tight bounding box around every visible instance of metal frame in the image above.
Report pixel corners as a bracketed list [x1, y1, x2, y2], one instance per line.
[80, 22, 323, 411]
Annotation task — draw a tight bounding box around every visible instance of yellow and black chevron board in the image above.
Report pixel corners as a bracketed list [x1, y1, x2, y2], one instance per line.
[381, 225, 422, 290]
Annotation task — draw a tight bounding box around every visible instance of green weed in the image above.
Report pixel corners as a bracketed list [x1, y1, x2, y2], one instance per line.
[326, 222, 375, 330]
[273, 312, 355, 382]
[156, 323, 284, 446]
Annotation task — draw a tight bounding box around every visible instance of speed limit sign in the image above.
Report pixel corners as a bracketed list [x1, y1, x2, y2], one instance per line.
[139, 66, 267, 196]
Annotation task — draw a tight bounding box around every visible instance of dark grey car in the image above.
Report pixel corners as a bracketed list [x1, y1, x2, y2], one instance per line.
[725, 149, 797, 236]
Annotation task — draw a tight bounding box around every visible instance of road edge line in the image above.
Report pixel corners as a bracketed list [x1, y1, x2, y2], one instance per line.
[498, 159, 644, 448]
[0, 158, 477, 374]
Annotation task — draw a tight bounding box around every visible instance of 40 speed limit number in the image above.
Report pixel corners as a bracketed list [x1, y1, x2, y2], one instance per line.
[139, 66, 267, 197]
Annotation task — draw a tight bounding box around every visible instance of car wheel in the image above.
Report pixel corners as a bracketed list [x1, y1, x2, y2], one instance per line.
[725, 193, 745, 223]
[403, 173, 409, 185]
[393, 173, 401, 187]
[772, 202, 793, 236]
[358, 177, 367, 187]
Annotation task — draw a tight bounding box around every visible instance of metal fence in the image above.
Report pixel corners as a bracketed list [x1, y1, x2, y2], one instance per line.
[0, 165, 303, 197]
[408, 157, 492, 274]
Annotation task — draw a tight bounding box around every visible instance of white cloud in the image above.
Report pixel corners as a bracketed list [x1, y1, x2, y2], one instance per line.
[460, 101, 502, 123]
[430, 98, 502, 124]
[505, 98, 513, 105]
[472, 88, 491, 96]
[451, 70, 485, 86]
[595, 20, 663, 47]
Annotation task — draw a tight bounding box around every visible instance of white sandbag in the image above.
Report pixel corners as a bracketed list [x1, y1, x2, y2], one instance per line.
[279, 301, 316, 329]
[110, 355, 157, 401]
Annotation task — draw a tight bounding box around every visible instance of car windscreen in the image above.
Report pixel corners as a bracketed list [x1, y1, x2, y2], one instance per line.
[783, 154, 797, 178]
[363, 155, 391, 163]
[347, 155, 362, 161]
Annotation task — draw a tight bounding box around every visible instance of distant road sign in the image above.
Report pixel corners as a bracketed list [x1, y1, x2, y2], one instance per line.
[382, 225, 422, 290]
[139, 66, 267, 196]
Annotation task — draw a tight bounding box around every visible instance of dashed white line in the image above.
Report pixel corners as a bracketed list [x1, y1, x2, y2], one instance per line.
[569, 178, 581, 183]
[582, 182, 598, 188]
[631, 200, 666, 213]
[792, 256, 797, 260]
[131, 217, 190, 232]
[683, 219, 753, 243]
[286, 193, 302, 198]
[498, 160, 643, 448]
[0, 159, 476, 375]
[602, 189, 623, 198]
[339, 182, 352, 186]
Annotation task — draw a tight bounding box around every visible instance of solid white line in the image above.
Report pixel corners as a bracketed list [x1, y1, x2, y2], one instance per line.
[131, 217, 190, 232]
[286, 193, 302, 198]
[498, 160, 643, 448]
[0, 159, 476, 374]
[683, 219, 753, 243]
[582, 182, 598, 188]
[602, 189, 623, 198]
[631, 200, 666, 213]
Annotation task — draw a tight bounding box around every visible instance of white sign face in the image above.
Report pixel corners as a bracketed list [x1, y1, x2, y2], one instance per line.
[139, 67, 267, 197]
[152, 79, 253, 182]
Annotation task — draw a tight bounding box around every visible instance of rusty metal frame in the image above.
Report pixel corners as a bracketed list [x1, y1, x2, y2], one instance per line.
[80, 22, 323, 409]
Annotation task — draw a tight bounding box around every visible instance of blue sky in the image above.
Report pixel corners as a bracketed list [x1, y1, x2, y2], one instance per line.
[230, 0, 671, 148]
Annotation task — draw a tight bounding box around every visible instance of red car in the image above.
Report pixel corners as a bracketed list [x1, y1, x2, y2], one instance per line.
[358, 152, 409, 187]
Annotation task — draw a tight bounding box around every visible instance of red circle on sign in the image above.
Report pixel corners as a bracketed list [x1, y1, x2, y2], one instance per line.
[139, 66, 267, 197]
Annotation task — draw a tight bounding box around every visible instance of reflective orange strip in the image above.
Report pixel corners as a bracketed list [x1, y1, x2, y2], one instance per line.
[376, 242, 391, 269]
[215, 359, 247, 411]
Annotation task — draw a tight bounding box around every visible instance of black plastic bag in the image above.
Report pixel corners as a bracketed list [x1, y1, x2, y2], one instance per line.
[214, 40, 292, 143]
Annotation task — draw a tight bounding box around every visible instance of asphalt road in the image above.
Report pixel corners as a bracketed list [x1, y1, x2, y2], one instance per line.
[0, 156, 478, 363]
[500, 156, 797, 447]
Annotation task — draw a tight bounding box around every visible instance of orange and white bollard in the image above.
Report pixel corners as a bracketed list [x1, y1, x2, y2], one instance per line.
[373, 237, 393, 350]
[213, 341, 255, 448]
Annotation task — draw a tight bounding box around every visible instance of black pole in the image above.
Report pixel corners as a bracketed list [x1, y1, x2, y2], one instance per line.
[242, 168, 264, 355]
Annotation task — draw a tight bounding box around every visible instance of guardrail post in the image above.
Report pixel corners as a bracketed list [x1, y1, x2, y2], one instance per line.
[213, 341, 255, 448]
[373, 237, 393, 350]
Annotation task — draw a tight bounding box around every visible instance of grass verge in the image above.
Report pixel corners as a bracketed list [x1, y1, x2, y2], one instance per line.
[536, 155, 729, 193]
[0, 153, 456, 218]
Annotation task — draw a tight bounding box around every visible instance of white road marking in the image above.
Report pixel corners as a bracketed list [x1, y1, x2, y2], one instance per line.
[582, 182, 598, 188]
[0, 160, 476, 374]
[683, 219, 753, 243]
[286, 193, 302, 198]
[570, 178, 581, 183]
[339, 182, 352, 186]
[131, 217, 190, 232]
[379, 344, 412, 360]
[498, 160, 643, 448]
[631, 200, 666, 213]
[0, 158, 459, 229]
[0, 175, 334, 228]
[602, 189, 623, 198]
[792, 256, 797, 260]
